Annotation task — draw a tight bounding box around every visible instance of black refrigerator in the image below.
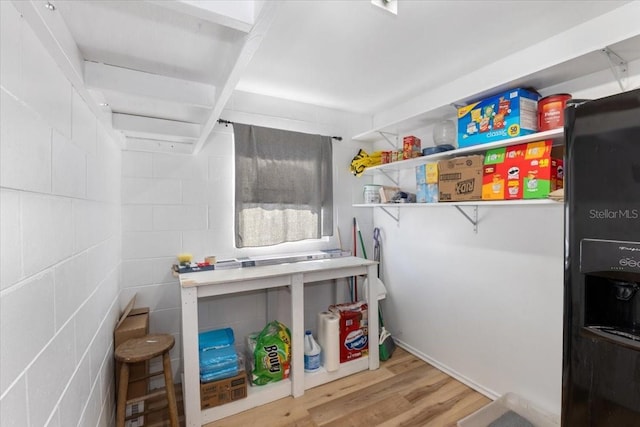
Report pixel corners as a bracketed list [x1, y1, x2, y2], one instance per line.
[563, 88, 640, 426]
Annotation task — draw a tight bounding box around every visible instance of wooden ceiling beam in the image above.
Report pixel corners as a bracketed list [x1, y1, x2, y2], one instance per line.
[12, 0, 123, 144]
[113, 113, 200, 143]
[147, 0, 257, 33]
[191, 1, 279, 154]
[84, 61, 216, 109]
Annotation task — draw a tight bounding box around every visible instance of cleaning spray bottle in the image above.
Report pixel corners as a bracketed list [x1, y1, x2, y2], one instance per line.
[304, 330, 321, 373]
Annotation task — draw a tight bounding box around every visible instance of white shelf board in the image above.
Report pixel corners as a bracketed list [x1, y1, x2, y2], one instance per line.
[201, 378, 292, 424]
[303, 357, 370, 390]
[351, 31, 640, 143]
[352, 104, 456, 143]
[362, 128, 564, 175]
[353, 199, 563, 208]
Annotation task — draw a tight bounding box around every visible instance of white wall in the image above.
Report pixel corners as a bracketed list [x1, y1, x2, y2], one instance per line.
[370, 59, 640, 418]
[6, 2, 635, 423]
[0, 2, 122, 426]
[120, 91, 373, 373]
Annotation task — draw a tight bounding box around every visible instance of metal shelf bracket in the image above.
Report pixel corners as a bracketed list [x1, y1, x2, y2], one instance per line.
[380, 206, 399, 223]
[454, 205, 478, 233]
[379, 169, 399, 186]
[377, 131, 398, 150]
[602, 47, 628, 92]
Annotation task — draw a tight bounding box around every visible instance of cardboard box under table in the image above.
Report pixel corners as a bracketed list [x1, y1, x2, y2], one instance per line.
[438, 155, 484, 202]
[114, 297, 150, 400]
[200, 368, 247, 409]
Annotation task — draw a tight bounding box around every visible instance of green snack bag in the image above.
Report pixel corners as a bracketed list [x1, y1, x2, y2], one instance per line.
[252, 321, 291, 385]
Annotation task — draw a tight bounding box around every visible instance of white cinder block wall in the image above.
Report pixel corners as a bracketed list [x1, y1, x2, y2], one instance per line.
[121, 91, 373, 377]
[0, 3, 122, 426]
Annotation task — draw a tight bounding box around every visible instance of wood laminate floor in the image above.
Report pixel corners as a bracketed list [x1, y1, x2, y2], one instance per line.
[204, 347, 491, 427]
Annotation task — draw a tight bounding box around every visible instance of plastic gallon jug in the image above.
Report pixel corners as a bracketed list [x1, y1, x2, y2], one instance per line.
[304, 330, 321, 373]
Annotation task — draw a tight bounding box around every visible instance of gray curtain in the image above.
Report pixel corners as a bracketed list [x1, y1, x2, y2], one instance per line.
[234, 124, 333, 248]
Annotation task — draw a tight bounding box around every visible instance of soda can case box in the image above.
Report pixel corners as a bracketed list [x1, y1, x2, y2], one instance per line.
[457, 88, 539, 148]
[482, 140, 563, 200]
[328, 301, 369, 363]
[416, 163, 438, 185]
[416, 183, 439, 203]
[438, 155, 484, 202]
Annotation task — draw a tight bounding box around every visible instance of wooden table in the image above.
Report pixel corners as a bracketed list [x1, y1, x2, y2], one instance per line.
[179, 256, 380, 426]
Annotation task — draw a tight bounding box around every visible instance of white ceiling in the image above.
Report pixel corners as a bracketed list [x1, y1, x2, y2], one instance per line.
[236, 0, 633, 114]
[25, 0, 636, 153]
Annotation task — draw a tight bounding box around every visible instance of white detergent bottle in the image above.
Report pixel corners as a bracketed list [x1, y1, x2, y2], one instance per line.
[304, 330, 321, 373]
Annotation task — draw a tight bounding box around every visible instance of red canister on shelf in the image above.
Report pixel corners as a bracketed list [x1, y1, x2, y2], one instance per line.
[538, 93, 572, 131]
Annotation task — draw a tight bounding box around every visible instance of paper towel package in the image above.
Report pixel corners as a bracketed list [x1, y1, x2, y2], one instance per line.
[328, 301, 369, 363]
[317, 311, 340, 371]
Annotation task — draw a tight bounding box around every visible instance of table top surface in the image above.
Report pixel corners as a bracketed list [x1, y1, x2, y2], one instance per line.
[179, 256, 377, 287]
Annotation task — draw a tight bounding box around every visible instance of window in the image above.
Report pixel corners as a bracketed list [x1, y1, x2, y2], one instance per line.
[234, 124, 333, 248]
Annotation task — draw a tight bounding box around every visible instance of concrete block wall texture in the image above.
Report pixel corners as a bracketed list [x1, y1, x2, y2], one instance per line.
[0, 2, 122, 426]
[1, 3, 372, 423]
[120, 132, 254, 380]
[119, 96, 372, 380]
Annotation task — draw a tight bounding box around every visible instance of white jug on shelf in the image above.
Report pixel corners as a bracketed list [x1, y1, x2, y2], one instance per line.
[304, 330, 322, 373]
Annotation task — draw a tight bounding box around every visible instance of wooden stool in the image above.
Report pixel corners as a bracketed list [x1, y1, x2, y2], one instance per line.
[115, 334, 179, 427]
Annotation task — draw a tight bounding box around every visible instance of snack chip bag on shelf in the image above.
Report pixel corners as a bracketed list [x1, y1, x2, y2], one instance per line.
[350, 149, 383, 177]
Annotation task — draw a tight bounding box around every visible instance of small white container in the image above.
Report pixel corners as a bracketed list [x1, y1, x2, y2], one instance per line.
[433, 119, 457, 147]
[363, 184, 382, 204]
[303, 330, 321, 373]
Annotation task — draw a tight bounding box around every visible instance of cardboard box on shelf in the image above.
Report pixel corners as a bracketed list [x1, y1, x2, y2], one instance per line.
[416, 183, 439, 203]
[415, 163, 438, 185]
[200, 370, 247, 409]
[457, 88, 539, 148]
[416, 162, 439, 203]
[379, 186, 400, 203]
[438, 155, 484, 202]
[551, 156, 564, 193]
[403, 135, 422, 159]
[522, 144, 564, 199]
[482, 140, 563, 200]
[114, 296, 150, 400]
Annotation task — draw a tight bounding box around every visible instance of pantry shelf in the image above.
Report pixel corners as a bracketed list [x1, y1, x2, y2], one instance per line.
[353, 199, 562, 231]
[179, 257, 380, 426]
[361, 128, 564, 176]
[353, 199, 562, 208]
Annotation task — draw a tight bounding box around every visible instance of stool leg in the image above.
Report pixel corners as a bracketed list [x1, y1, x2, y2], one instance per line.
[163, 352, 179, 427]
[116, 363, 130, 427]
